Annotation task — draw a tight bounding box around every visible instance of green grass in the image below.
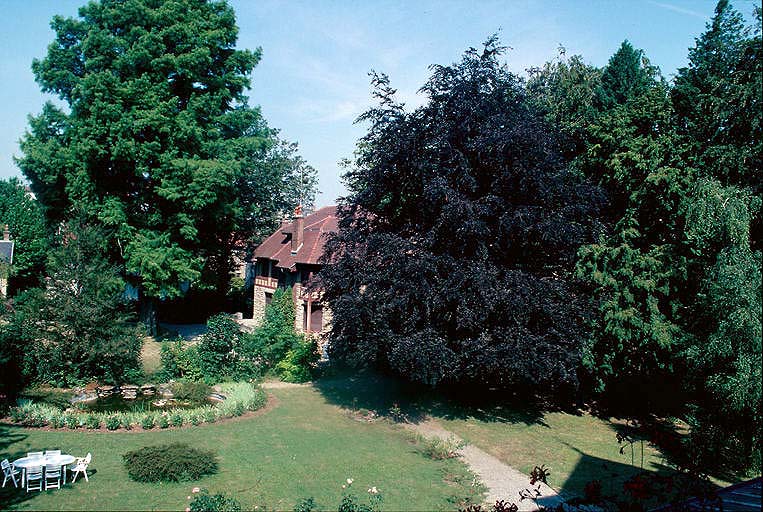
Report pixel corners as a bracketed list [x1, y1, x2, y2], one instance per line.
[1, 386, 482, 511]
[311, 370, 701, 500]
[438, 411, 673, 497]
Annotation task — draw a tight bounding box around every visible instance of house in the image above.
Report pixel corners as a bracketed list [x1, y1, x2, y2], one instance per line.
[0, 225, 14, 297]
[251, 205, 337, 334]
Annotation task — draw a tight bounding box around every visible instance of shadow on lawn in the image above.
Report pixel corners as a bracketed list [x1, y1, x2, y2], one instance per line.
[0, 423, 36, 508]
[0, 423, 98, 509]
[313, 367, 547, 426]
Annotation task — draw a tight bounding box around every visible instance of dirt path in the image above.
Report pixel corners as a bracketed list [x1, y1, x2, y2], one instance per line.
[405, 419, 562, 510]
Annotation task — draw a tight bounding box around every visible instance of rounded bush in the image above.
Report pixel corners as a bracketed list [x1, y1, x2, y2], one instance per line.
[123, 443, 217, 482]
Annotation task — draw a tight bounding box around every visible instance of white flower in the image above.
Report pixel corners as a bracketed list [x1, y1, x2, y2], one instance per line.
[192, 487, 200, 493]
[368, 486, 379, 494]
[346, 478, 353, 485]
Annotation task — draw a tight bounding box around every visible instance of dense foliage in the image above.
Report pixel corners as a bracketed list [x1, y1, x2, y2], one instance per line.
[123, 443, 217, 482]
[16, 0, 316, 333]
[320, 38, 605, 392]
[190, 489, 242, 512]
[527, 0, 761, 471]
[160, 294, 316, 383]
[245, 287, 303, 370]
[0, 178, 49, 292]
[1, 222, 142, 388]
[197, 314, 242, 383]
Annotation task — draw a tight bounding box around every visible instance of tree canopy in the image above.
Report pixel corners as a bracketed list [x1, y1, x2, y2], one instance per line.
[0, 178, 49, 291]
[320, 38, 605, 393]
[527, 1, 760, 470]
[17, 0, 316, 331]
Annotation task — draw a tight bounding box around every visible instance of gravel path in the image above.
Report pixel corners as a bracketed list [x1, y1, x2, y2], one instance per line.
[405, 419, 562, 510]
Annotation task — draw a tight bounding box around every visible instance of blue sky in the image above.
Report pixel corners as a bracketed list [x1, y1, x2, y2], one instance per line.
[0, 0, 756, 206]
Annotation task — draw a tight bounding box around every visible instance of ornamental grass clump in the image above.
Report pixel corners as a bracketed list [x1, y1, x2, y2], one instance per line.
[123, 443, 217, 483]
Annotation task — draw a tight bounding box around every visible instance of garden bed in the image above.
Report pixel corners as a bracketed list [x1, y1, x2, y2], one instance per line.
[5, 382, 266, 431]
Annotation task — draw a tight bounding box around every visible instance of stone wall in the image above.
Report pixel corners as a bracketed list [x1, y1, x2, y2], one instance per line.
[251, 285, 268, 327]
[293, 282, 305, 333]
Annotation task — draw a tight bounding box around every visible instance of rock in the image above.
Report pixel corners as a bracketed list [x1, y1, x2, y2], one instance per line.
[158, 383, 174, 398]
[121, 385, 139, 399]
[97, 385, 118, 397]
[140, 384, 156, 396]
[152, 399, 167, 407]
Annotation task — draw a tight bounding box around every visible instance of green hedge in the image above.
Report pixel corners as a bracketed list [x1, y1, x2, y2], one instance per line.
[7, 382, 267, 430]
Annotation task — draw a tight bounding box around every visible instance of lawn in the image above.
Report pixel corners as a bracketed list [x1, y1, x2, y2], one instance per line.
[313, 370, 691, 500]
[1, 386, 481, 511]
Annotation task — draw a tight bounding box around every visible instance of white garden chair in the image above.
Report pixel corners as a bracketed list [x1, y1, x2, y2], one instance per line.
[44, 464, 62, 490]
[25, 465, 43, 492]
[44, 450, 61, 457]
[71, 453, 91, 483]
[1, 459, 20, 488]
[27, 452, 43, 458]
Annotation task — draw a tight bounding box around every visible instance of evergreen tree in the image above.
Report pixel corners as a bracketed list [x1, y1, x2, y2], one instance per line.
[671, 0, 762, 469]
[6, 221, 143, 386]
[16, 0, 316, 334]
[526, 51, 601, 161]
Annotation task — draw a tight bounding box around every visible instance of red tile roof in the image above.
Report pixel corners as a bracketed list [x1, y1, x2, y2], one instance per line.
[253, 206, 337, 269]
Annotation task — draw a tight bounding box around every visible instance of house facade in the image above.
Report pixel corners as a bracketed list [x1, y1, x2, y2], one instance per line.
[251, 206, 337, 335]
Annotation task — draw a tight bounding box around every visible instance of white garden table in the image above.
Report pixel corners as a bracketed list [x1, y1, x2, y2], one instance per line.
[13, 454, 77, 488]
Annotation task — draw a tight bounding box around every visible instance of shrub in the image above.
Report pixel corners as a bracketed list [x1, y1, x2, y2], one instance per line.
[419, 435, 466, 460]
[172, 381, 212, 403]
[160, 339, 203, 381]
[158, 414, 169, 429]
[65, 414, 79, 429]
[295, 497, 317, 512]
[51, 414, 66, 429]
[190, 489, 241, 512]
[141, 413, 156, 430]
[123, 443, 217, 482]
[275, 338, 319, 383]
[242, 288, 301, 370]
[106, 415, 121, 430]
[170, 412, 183, 427]
[197, 314, 241, 383]
[85, 414, 101, 429]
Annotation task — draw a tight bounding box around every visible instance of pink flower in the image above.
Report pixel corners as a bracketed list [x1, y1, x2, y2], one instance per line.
[185, 508, 190, 512]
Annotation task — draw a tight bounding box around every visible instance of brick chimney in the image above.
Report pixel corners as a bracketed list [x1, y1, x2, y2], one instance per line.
[2, 225, 8, 241]
[291, 205, 304, 254]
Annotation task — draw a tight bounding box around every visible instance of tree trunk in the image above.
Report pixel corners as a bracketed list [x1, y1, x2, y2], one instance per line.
[139, 296, 158, 337]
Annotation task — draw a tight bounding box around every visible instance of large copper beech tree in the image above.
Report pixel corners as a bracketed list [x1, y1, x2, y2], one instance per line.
[319, 39, 606, 395]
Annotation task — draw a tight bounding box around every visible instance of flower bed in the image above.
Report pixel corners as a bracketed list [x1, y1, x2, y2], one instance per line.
[6, 382, 267, 431]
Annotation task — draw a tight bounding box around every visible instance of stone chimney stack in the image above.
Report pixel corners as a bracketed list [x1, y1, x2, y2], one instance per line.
[291, 205, 304, 254]
[2, 225, 8, 241]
